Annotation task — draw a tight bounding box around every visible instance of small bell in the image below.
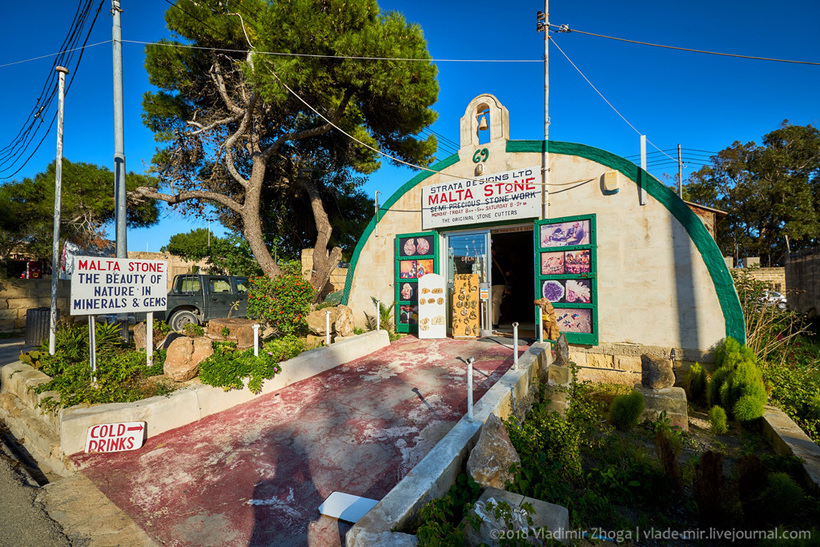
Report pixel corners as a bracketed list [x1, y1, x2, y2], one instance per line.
[477, 114, 489, 131]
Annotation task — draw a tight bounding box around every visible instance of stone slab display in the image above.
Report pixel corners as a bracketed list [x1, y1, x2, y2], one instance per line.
[452, 274, 479, 338]
[635, 385, 689, 431]
[462, 487, 569, 546]
[318, 492, 379, 523]
[418, 273, 446, 339]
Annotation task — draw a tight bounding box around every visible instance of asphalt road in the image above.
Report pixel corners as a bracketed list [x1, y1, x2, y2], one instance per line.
[0, 426, 72, 547]
[0, 337, 71, 546]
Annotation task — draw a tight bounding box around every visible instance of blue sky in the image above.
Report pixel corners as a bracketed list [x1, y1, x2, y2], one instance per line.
[1, 0, 818, 252]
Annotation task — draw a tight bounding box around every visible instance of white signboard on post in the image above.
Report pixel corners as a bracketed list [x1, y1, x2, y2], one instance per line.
[70, 256, 168, 315]
[418, 273, 446, 339]
[85, 421, 146, 453]
[422, 166, 541, 230]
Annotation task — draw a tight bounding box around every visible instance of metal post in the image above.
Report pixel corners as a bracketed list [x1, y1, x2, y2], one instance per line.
[376, 299, 381, 331]
[467, 357, 474, 421]
[537, 1, 550, 220]
[325, 310, 332, 345]
[89, 316, 97, 383]
[374, 191, 380, 237]
[639, 135, 647, 206]
[253, 324, 260, 356]
[538, 306, 544, 344]
[512, 321, 519, 369]
[146, 311, 153, 367]
[677, 144, 683, 198]
[49, 66, 69, 356]
[112, 0, 128, 340]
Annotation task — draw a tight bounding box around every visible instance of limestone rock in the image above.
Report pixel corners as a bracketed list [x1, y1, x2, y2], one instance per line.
[467, 414, 520, 489]
[335, 305, 355, 337]
[636, 385, 689, 431]
[553, 334, 570, 367]
[641, 354, 675, 389]
[133, 322, 147, 350]
[306, 306, 354, 336]
[164, 337, 212, 382]
[206, 318, 256, 348]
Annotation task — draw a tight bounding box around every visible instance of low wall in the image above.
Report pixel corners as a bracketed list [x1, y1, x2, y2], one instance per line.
[0, 330, 390, 468]
[346, 342, 552, 546]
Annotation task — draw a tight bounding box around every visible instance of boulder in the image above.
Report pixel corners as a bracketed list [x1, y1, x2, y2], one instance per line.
[164, 337, 213, 382]
[206, 318, 257, 348]
[635, 385, 689, 431]
[467, 414, 520, 490]
[133, 322, 147, 350]
[641, 354, 675, 389]
[335, 305, 355, 337]
[306, 306, 355, 336]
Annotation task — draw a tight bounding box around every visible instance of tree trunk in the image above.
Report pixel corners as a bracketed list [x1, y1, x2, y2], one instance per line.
[244, 163, 282, 278]
[301, 179, 342, 300]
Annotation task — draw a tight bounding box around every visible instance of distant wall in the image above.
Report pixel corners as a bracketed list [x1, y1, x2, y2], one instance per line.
[300, 249, 348, 293]
[746, 267, 787, 294]
[0, 277, 70, 331]
[786, 248, 820, 315]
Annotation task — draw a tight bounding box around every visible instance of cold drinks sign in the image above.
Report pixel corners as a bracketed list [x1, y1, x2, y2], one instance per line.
[85, 422, 146, 453]
[422, 166, 541, 229]
[70, 257, 168, 315]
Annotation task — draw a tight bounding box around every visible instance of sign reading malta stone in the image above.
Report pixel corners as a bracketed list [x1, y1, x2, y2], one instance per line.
[422, 166, 541, 229]
[85, 422, 146, 453]
[70, 256, 168, 315]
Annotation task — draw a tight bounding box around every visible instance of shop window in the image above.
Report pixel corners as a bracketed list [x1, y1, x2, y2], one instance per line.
[534, 214, 598, 345]
[395, 232, 438, 334]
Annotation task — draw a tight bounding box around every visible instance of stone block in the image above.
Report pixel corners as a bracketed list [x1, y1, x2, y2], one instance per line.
[463, 487, 569, 545]
[206, 318, 256, 348]
[641, 354, 675, 389]
[615, 355, 642, 373]
[586, 353, 615, 369]
[635, 385, 688, 431]
[568, 351, 587, 367]
[548, 365, 570, 386]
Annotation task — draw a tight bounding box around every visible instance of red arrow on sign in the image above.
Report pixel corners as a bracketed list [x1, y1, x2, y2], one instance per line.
[127, 425, 144, 432]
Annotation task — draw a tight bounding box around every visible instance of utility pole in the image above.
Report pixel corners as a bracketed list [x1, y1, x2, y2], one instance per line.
[677, 144, 683, 198]
[112, 0, 128, 339]
[537, 1, 549, 219]
[49, 66, 69, 356]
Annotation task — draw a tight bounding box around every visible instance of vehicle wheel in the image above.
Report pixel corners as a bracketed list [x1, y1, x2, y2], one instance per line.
[169, 310, 198, 332]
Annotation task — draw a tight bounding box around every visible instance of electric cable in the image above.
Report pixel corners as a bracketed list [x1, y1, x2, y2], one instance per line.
[551, 24, 820, 67]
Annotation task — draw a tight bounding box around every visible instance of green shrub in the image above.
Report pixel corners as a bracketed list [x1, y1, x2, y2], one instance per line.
[416, 473, 482, 546]
[183, 323, 204, 337]
[708, 337, 768, 422]
[708, 405, 728, 434]
[809, 394, 820, 420]
[247, 268, 314, 336]
[609, 391, 645, 430]
[756, 472, 804, 525]
[686, 362, 708, 405]
[198, 335, 304, 394]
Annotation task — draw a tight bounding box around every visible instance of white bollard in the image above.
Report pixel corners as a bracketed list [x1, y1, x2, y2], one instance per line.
[467, 357, 474, 422]
[512, 322, 519, 369]
[376, 299, 381, 331]
[325, 310, 332, 346]
[538, 306, 544, 344]
[253, 324, 260, 357]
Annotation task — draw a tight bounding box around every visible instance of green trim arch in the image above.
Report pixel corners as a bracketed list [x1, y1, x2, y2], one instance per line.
[342, 140, 745, 344]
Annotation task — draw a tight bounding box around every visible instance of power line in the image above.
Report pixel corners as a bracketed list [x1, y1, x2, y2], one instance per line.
[551, 24, 820, 66]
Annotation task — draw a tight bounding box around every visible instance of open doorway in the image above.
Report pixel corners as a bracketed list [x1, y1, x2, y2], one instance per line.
[490, 229, 535, 337]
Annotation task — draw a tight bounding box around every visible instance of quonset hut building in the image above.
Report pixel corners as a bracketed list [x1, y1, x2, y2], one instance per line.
[341, 94, 743, 368]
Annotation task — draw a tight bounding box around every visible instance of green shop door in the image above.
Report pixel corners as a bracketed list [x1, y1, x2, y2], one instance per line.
[395, 232, 439, 334]
[534, 215, 598, 345]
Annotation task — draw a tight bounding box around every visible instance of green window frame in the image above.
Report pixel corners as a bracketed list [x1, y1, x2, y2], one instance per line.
[395, 231, 439, 334]
[534, 214, 598, 345]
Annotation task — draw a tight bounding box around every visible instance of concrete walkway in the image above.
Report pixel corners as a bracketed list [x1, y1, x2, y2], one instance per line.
[72, 336, 523, 546]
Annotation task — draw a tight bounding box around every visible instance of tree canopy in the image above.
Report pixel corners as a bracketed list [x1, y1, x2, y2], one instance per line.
[161, 228, 262, 277]
[0, 159, 160, 259]
[136, 0, 439, 296]
[684, 122, 820, 265]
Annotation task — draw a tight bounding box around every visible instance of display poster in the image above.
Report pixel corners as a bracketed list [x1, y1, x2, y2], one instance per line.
[539, 219, 591, 247]
[452, 273, 479, 338]
[70, 257, 168, 315]
[422, 166, 541, 229]
[418, 273, 446, 339]
[399, 235, 434, 257]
